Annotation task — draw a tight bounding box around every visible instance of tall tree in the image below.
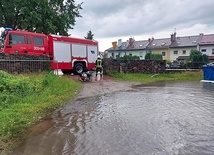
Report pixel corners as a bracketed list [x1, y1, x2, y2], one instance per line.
[85, 30, 94, 40]
[0, 0, 83, 35]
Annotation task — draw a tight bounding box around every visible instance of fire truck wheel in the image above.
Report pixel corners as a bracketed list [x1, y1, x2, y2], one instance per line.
[74, 63, 84, 74]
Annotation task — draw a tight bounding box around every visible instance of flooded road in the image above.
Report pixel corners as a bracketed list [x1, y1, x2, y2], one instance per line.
[12, 81, 214, 155]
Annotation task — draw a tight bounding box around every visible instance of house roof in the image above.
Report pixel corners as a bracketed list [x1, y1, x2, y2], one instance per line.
[126, 40, 149, 50]
[177, 56, 189, 61]
[199, 34, 214, 45]
[105, 33, 214, 51]
[107, 40, 149, 51]
[170, 35, 200, 48]
[177, 56, 214, 61]
[147, 38, 171, 49]
[208, 56, 214, 60]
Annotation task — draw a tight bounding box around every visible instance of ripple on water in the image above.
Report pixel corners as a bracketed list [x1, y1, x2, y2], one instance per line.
[12, 82, 214, 155]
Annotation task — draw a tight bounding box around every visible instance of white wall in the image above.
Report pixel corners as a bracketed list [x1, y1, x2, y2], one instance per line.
[170, 47, 195, 61]
[107, 50, 147, 60]
[199, 45, 214, 56]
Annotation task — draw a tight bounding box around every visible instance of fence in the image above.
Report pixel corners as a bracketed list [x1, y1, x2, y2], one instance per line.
[0, 59, 54, 74]
[103, 58, 166, 74]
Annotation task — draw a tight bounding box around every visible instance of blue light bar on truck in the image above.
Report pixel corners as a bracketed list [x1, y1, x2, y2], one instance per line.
[4, 27, 13, 30]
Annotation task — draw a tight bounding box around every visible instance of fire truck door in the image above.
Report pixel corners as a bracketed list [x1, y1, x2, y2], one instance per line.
[26, 35, 33, 54]
[53, 41, 71, 62]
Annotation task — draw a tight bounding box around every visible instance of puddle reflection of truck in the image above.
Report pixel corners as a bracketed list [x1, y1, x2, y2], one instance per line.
[0, 28, 99, 74]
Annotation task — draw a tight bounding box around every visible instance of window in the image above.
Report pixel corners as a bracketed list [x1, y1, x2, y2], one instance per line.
[182, 50, 186, 55]
[174, 50, 178, 55]
[139, 52, 143, 57]
[111, 53, 114, 57]
[161, 43, 166, 46]
[34, 37, 44, 45]
[212, 49, 214, 54]
[201, 49, 206, 52]
[9, 34, 25, 45]
[162, 51, 166, 56]
[129, 53, 132, 56]
[27, 36, 31, 44]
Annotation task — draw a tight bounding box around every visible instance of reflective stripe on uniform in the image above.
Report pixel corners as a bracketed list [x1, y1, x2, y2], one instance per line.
[97, 59, 102, 68]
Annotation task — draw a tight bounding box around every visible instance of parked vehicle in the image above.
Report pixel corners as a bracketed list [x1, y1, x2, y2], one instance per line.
[170, 60, 181, 69]
[0, 28, 99, 74]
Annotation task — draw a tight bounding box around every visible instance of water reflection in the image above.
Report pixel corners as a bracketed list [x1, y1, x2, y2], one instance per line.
[12, 82, 214, 155]
[202, 82, 214, 91]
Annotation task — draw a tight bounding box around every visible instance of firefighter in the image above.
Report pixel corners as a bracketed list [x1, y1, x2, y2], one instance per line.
[95, 55, 103, 77]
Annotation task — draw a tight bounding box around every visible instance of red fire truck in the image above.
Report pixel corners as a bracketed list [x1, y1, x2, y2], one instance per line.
[0, 28, 99, 74]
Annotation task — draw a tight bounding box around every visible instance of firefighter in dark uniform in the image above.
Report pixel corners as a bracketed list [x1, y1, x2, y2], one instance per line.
[95, 55, 103, 77]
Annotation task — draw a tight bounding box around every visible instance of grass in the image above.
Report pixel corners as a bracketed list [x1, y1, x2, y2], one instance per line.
[0, 71, 82, 154]
[107, 71, 203, 83]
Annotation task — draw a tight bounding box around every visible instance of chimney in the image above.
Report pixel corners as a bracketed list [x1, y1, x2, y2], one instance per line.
[112, 41, 117, 50]
[117, 39, 122, 47]
[171, 32, 176, 43]
[129, 37, 133, 46]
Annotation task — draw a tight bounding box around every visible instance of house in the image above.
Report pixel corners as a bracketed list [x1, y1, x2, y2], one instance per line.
[146, 37, 171, 61]
[105, 33, 214, 62]
[106, 38, 149, 60]
[169, 33, 201, 61]
[198, 34, 214, 57]
[98, 51, 105, 59]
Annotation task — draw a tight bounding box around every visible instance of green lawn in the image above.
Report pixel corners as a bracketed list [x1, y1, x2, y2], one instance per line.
[107, 71, 203, 83]
[0, 71, 82, 154]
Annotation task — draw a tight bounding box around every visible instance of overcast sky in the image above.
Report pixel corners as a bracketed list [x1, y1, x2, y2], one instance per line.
[69, 0, 214, 51]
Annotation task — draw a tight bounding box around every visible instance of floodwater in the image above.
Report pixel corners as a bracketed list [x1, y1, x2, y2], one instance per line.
[12, 82, 214, 155]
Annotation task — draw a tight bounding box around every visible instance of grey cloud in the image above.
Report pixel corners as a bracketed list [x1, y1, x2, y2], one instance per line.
[72, 0, 214, 39]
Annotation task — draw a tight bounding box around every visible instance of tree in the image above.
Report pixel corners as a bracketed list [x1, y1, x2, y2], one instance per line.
[189, 49, 209, 63]
[0, 0, 83, 35]
[85, 30, 94, 40]
[188, 49, 209, 69]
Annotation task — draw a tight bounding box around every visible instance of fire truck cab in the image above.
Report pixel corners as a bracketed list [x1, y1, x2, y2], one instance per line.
[0, 28, 49, 55]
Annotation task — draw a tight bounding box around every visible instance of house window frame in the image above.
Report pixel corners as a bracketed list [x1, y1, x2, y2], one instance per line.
[182, 50, 186, 55]
[174, 50, 178, 55]
[111, 53, 114, 57]
[201, 49, 206, 52]
[162, 51, 166, 57]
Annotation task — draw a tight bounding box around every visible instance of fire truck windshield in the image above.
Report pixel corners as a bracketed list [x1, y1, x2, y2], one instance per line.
[0, 28, 13, 47]
[0, 29, 7, 47]
[0, 36, 5, 48]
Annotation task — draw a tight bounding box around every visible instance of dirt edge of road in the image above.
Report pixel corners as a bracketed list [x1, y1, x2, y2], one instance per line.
[69, 75, 139, 99]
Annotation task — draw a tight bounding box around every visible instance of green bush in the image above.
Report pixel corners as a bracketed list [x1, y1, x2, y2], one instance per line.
[145, 53, 162, 60]
[117, 55, 140, 60]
